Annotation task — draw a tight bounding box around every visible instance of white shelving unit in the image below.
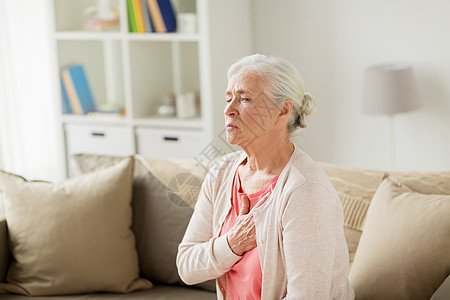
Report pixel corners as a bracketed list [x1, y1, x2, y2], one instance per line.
[49, 0, 253, 176]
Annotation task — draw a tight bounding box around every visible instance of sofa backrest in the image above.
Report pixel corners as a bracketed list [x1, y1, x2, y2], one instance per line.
[388, 170, 450, 195]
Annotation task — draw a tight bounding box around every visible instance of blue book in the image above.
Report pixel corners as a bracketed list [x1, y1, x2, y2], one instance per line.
[60, 76, 73, 114]
[157, 0, 176, 32]
[65, 64, 96, 114]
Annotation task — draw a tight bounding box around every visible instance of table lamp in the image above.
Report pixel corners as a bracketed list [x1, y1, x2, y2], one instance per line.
[362, 63, 421, 169]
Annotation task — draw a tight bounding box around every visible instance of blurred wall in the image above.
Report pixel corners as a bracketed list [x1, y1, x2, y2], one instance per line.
[252, 0, 450, 170]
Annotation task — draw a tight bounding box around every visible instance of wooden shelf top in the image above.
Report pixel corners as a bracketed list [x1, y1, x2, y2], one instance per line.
[55, 31, 200, 42]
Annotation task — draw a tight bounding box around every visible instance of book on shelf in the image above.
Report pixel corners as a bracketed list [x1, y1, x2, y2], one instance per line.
[60, 64, 96, 115]
[128, 0, 156, 33]
[146, 0, 176, 33]
[140, 0, 154, 32]
[61, 68, 83, 114]
[60, 76, 72, 114]
[127, 0, 176, 33]
[157, 0, 177, 32]
[146, 0, 165, 32]
[132, 0, 146, 33]
[127, 0, 137, 32]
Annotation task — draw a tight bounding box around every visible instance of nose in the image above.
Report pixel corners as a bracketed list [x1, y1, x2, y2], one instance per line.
[224, 98, 239, 117]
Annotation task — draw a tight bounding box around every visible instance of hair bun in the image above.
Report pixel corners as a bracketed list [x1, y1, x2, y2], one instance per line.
[296, 92, 316, 129]
[302, 92, 316, 117]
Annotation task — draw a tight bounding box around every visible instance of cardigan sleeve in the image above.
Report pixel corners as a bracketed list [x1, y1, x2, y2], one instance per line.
[281, 182, 345, 299]
[176, 171, 241, 285]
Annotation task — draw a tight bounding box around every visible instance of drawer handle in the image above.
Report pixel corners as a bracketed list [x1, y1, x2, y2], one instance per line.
[163, 136, 179, 142]
[91, 132, 105, 137]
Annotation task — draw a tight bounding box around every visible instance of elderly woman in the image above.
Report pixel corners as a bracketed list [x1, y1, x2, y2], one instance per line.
[177, 54, 354, 299]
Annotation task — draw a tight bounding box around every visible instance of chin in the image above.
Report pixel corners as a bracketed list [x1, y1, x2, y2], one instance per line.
[225, 132, 239, 146]
[226, 136, 237, 145]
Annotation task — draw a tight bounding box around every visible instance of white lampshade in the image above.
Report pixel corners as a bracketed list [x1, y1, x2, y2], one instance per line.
[362, 63, 421, 115]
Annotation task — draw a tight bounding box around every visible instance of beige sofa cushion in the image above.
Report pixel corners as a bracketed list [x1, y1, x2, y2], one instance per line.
[318, 162, 386, 265]
[0, 157, 152, 296]
[349, 178, 450, 299]
[72, 154, 215, 292]
[431, 275, 450, 300]
[0, 218, 8, 284]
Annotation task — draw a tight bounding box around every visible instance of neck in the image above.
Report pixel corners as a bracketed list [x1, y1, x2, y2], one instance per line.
[240, 134, 294, 174]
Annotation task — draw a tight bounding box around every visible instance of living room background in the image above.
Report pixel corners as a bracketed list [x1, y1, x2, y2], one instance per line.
[252, 0, 450, 171]
[1, 0, 450, 183]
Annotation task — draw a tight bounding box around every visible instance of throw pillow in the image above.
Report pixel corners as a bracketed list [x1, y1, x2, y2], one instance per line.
[349, 178, 450, 299]
[0, 218, 8, 283]
[431, 274, 450, 300]
[72, 154, 216, 292]
[0, 157, 152, 296]
[319, 162, 386, 266]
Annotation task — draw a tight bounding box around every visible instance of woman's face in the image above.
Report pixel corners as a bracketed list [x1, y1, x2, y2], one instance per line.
[224, 70, 281, 148]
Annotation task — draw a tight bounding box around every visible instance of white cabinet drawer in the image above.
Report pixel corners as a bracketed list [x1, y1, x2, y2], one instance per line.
[65, 123, 133, 157]
[135, 127, 205, 159]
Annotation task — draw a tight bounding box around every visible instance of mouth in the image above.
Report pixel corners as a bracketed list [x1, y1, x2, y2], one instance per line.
[226, 123, 238, 129]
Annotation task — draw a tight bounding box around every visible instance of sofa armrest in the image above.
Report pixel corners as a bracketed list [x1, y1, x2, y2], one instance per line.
[0, 218, 9, 282]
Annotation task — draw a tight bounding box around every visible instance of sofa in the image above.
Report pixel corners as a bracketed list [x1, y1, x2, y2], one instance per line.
[0, 153, 449, 299]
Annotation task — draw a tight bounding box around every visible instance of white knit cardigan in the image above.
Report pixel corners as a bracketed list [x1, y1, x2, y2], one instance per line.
[177, 146, 354, 300]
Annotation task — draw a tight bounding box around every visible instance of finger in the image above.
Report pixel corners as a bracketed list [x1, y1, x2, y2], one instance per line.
[252, 192, 271, 211]
[239, 195, 250, 215]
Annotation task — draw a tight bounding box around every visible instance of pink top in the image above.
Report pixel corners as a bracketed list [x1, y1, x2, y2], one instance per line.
[219, 170, 279, 300]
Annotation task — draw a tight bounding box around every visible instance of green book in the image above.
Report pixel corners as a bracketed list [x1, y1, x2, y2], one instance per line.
[127, 0, 137, 32]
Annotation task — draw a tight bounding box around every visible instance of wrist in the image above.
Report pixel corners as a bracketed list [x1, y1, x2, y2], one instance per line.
[226, 233, 243, 256]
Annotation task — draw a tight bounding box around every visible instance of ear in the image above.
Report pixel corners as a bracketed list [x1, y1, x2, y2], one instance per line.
[275, 99, 293, 126]
[279, 99, 293, 118]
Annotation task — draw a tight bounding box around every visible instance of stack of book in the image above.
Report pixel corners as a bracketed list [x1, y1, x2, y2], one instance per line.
[88, 103, 126, 117]
[127, 0, 177, 33]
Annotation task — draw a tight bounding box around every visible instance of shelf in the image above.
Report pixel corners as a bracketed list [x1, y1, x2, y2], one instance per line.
[55, 31, 200, 42]
[133, 117, 203, 129]
[52, 0, 253, 178]
[61, 114, 203, 130]
[55, 31, 123, 41]
[61, 114, 129, 125]
[127, 33, 200, 42]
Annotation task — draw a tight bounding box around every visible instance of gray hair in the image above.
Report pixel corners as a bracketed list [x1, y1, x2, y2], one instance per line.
[227, 54, 315, 134]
